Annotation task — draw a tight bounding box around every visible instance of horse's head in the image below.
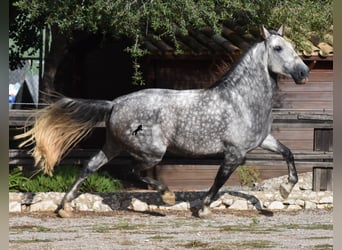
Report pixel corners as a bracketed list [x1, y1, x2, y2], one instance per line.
[260, 25, 309, 84]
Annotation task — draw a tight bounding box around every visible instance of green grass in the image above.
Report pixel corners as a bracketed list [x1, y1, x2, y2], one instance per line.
[314, 244, 333, 249]
[93, 224, 110, 233]
[10, 239, 53, 244]
[233, 240, 276, 249]
[10, 224, 51, 233]
[281, 223, 333, 230]
[9, 165, 123, 193]
[181, 240, 209, 248]
[149, 235, 174, 240]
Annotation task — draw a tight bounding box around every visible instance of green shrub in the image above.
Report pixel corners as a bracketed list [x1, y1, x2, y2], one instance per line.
[9, 167, 29, 192]
[236, 166, 260, 187]
[9, 166, 123, 193]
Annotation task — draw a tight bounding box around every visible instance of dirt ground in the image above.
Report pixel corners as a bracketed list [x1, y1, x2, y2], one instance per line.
[9, 209, 333, 250]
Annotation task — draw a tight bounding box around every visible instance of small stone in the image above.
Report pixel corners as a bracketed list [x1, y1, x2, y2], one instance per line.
[213, 204, 227, 210]
[9, 193, 24, 202]
[267, 201, 285, 210]
[317, 204, 328, 209]
[30, 200, 58, 212]
[319, 196, 333, 204]
[222, 198, 233, 206]
[229, 200, 248, 210]
[263, 201, 270, 208]
[148, 205, 159, 210]
[93, 200, 111, 212]
[9, 202, 21, 212]
[283, 199, 295, 205]
[129, 198, 148, 212]
[304, 201, 317, 209]
[295, 200, 305, 207]
[287, 205, 302, 210]
[58, 209, 73, 218]
[209, 199, 222, 208]
[75, 202, 90, 211]
[264, 193, 274, 199]
[169, 202, 189, 211]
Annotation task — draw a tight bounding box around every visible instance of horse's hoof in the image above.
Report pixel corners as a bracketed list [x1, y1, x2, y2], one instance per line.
[198, 206, 211, 218]
[58, 209, 73, 218]
[162, 191, 176, 205]
[279, 183, 293, 199]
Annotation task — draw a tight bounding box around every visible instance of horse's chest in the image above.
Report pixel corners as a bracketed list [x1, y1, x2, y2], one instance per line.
[232, 109, 272, 148]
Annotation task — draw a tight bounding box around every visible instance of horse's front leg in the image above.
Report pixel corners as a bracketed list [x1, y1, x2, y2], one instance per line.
[260, 134, 298, 199]
[199, 145, 244, 217]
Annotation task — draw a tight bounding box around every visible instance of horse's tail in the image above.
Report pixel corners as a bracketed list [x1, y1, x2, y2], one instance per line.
[15, 97, 114, 176]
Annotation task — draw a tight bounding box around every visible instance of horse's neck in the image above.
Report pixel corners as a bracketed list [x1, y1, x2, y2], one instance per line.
[217, 43, 277, 101]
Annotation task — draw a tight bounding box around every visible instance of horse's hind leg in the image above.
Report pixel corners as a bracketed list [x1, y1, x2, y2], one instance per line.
[58, 146, 119, 218]
[131, 161, 176, 205]
[260, 134, 298, 199]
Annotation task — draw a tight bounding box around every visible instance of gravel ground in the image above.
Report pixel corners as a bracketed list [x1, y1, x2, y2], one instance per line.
[9, 208, 333, 250]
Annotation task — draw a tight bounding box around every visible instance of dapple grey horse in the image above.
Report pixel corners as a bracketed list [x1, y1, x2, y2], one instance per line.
[17, 25, 309, 217]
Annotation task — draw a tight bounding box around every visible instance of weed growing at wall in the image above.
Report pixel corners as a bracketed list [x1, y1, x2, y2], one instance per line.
[9, 166, 123, 192]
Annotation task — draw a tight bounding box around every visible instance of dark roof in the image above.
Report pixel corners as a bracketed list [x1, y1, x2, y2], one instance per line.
[142, 23, 333, 60]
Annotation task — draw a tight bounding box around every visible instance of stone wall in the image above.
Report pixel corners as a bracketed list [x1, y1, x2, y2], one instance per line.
[9, 172, 333, 213]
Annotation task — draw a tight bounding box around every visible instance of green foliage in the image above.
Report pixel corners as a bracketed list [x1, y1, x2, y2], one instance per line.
[9, 165, 123, 193]
[10, 0, 332, 83]
[236, 165, 260, 187]
[9, 167, 29, 192]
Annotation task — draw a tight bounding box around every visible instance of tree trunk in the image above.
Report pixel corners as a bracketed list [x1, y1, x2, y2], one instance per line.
[39, 25, 68, 102]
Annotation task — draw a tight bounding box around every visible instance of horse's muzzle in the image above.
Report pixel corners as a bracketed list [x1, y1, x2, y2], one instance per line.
[292, 63, 310, 85]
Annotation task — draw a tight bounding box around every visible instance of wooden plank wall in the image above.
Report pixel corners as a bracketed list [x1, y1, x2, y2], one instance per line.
[276, 69, 333, 110]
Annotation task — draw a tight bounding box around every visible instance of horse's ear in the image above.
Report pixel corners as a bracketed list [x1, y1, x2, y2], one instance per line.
[259, 25, 270, 40]
[277, 24, 285, 36]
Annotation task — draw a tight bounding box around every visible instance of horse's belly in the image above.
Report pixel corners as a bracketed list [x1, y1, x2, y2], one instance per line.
[167, 133, 225, 156]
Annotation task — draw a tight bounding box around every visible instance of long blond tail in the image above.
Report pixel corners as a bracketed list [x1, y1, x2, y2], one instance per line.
[14, 97, 113, 175]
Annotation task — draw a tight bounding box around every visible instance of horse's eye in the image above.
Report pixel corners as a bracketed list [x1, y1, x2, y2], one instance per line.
[274, 45, 282, 52]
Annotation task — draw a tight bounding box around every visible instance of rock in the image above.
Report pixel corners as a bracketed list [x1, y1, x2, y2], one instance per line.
[304, 201, 317, 209]
[317, 204, 331, 209]
[169, 202, 189, 211]
[283, 199, 295, 205]
[229, 200, 248, 210]
[295, 200, 305, 207]
[287, 205, 302, 210]
[7, 172, 334, 213]
[9, 201, 21, 212]
[267, 201, 285, 210]
[222, 198, 233, 206]
[30, 200, 58, 212]
[58, 209, 73, 218]
[129, 198, 148, 212]
[93, 200, 112, 212]
[75, 202, 90, 211]
[9, 193, 24, 202]
[209, 199, 222, 208]
[263, 201, 270, 208]
[264, 193, 274, 199]
[319, 196, 333, 204]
